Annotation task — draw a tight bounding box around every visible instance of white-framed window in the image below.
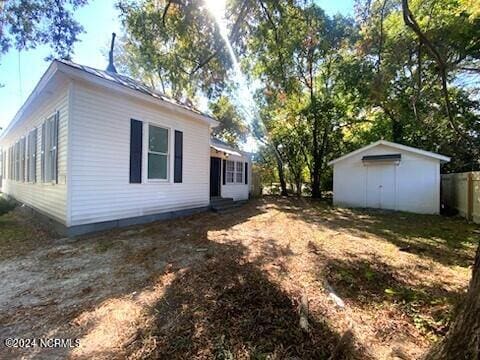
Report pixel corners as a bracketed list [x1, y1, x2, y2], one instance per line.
[236, 161, 243, 183]
[14, 141, 20, 181]
[9, 146, 14, 180]
[225, 160, 244, 184]
[8, 146, 13, 180]
[42, 113, 59, 183]
[19, 137, 26, 182]
[226, 160, 235, 183]
[26, 129, 37, 182]
[148, 124, 169, 180]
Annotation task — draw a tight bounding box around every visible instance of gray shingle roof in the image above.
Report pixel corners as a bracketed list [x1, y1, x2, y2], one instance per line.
[58, 59, 214, 120]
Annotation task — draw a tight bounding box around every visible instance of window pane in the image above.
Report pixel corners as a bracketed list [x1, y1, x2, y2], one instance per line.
[149, 125, 168, 153]
[227, 160, 235, 171]
[148, 153, 167, 179]
[236, 171, 243, 183]
[236, 161, 243, 171]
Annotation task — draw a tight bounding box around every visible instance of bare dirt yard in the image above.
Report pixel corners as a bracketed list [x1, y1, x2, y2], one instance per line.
[0, 197, 478, 359]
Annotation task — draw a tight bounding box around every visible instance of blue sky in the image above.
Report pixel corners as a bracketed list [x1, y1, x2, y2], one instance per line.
[0, 0, 354, 130]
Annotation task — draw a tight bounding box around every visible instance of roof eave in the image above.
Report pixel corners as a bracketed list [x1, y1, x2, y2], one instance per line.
[328, 140, 451, 165]
[210, 144, 243, 157]
[0, 61, 59, 140]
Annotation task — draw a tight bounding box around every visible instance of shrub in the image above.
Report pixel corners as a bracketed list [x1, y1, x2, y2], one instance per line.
[0, 197, 15, 216]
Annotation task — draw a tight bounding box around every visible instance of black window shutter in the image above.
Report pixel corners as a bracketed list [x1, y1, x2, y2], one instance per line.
[245, 162, 248, 184]
[222, 159, 226, 185]
[130, 119, 143, 183]
[174, 130, 183, 183]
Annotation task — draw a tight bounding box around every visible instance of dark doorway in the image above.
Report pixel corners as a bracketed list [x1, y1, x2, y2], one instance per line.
[210, 157, 221, 197]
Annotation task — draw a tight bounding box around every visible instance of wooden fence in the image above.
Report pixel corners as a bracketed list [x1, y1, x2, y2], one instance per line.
[441, 171, 480, 224]
[250, 171, 262, 198]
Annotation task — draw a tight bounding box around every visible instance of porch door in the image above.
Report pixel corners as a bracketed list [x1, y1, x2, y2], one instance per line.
[210, 157, 221, 197]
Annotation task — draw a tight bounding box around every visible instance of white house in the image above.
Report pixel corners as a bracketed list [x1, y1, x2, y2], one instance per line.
[328, 140, 450, 214]
[0, 59, 252, 236]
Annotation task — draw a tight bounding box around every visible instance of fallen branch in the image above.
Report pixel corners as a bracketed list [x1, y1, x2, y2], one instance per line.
[298, 290, 310, 333]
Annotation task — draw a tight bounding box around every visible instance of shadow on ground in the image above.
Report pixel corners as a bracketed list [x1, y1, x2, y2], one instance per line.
[266, 196, 478, 340]
[124, 244, 365, 359]
[323, 253, 462, 336]
[0, 199, 371, 359]
[85, 201, 368, 359]
[2, 196, 476, 359]
[269, 196, 479, 268]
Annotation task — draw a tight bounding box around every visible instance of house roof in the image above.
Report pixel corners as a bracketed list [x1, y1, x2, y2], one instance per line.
[328, 140, 451, 165]
[1, 59, 219, 140]
[58, 60, 213, 119]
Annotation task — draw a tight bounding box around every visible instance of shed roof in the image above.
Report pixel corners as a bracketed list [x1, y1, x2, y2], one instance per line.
[328, 140, 451, 165]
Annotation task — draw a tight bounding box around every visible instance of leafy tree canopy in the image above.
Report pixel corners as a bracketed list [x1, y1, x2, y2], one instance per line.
[0, 0, 88, 59]
[209, 95, 249, 145]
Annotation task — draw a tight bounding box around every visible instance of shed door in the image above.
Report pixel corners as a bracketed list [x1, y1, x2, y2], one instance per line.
[366, 164, 395, 210]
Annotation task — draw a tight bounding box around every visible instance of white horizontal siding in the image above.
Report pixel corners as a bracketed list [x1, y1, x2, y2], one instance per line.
[69, 81, 211, 226]
[211, 150, 250, 201]
[0, 84, 69, 223]
[333, 144, 440, 214]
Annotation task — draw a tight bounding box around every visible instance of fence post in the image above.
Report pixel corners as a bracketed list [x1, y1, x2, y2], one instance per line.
[467, 172, 473, 221]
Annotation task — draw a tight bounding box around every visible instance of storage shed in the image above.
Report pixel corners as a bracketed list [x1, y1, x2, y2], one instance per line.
[328, 140, 450, 214]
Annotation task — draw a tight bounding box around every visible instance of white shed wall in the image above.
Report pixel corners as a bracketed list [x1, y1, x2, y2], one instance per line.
[69, 81, 211, 226]
[333, 144, 441, 214]
[0, 82, 70, 223]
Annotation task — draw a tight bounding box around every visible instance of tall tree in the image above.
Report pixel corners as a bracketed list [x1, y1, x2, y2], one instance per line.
[116, 0, 254, 99]
[209, 96, 249, 146]
[423, 245, 480, 359]
[0, 0, 88, 59]
[354, 0, 480, 171]
[249, 2, 358, 197]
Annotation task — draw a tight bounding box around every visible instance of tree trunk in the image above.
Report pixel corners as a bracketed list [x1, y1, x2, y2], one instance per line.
[273, 146, 288, 196]
[311, 162, 321, 198]
[295, 176, 302, 197]
[381, 105, 403, 143]
[392, 118, 403, 143]
[311, 114, 321, 199]
[424, 244, 480, 359]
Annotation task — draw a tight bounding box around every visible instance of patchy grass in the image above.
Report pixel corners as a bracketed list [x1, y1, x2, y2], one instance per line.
[0, 206, 54, 260]
[94, 238, 116, 253]
[0, 197, 477, 359]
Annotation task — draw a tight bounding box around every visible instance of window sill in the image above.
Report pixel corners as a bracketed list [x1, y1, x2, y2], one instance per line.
[146, 179, 170, 184]
[42, 181, 57, 186]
